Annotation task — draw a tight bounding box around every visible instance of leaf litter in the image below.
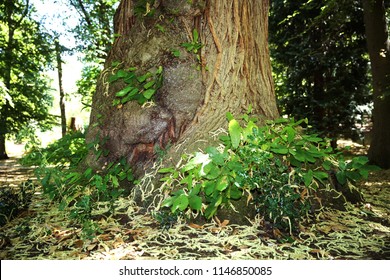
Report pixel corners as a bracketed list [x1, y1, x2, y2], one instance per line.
[0, 160, 389, 260]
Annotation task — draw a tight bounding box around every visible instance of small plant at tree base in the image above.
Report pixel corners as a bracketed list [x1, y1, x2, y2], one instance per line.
[20, 131, 88, 168]
[159, 111, 379, 234]
[22, 133, 134, 240]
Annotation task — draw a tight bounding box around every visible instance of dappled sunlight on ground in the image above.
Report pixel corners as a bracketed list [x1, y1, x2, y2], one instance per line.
[0, 141, 389, 260]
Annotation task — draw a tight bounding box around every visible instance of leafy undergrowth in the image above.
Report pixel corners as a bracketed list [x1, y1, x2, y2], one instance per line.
[0, 166, 389, 260]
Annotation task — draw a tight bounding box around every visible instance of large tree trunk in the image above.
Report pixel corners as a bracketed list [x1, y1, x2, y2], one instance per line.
[363, 0, 390, 169]
[86, 0, 279, 177]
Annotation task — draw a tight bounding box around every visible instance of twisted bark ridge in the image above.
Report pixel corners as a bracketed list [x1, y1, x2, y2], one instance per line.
[86, 0, 279, 176]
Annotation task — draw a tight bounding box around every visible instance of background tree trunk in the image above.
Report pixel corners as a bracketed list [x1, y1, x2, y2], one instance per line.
[55, 39, 67, 137]
[0, 134, 8, 160]
[86, 0, 279, 176]
[363, 0, 390, 169]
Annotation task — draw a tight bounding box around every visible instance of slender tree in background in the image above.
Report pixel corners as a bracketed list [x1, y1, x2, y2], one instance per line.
[85, 0, 279, 176]
[55, 38, 67, 137]
[0, 0, 54, 159]
[363, 0, 390, 169]
[269, 0, 371, 146]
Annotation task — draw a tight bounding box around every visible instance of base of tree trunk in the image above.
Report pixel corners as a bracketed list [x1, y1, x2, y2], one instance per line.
[0, 154, 9, 160]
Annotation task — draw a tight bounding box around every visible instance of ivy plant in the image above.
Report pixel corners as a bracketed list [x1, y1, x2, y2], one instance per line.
[110, 65, 163, 106]
[159, 112, 379, 233]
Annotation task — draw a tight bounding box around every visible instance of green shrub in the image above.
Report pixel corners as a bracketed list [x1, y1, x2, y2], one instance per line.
[21, 132, 134, 240]
[159, 112, 379, 234]
[20, 131, 87, 167]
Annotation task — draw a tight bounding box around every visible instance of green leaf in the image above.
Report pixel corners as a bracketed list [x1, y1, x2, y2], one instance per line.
[143, 80, 155, 89]
[228, 185, 242, 199]
[183, 152, 210, 172]
[115, 85, 134, 97]
[193, 28, 199, 42]
[83, 168, 93, 179]
[228, 119, 242, 149]
[109, 69, 128, 83]
[303, 170, 313, 187]
[336, 171, 347, 185]
[242, 121, 258, 141]
[111, 175, 119, 187]
[322, 160, 332, 171]
[204, 204, 217, 219]
[155, 23, 165, 33]
[313, 171, 328, 181]
[189, 184, 202, 196]
[123, 72, 136, 83]
[204, 181, 215, 196]
[189, 195, 202, 210]
[204, 162, 220, 179]
[121, 94, 136, 104]
[226, 112, 234, 121]
[206, 147, 226, 166]
[285, 126, 296, 143]
[143, 88, 156, 99]
[216, 176, 229, 191]
[171, 194, 189, 212]
[161, 197, 174, 208]
[180, 173, 193, 187]
[171, 49, 181, 57]
[158, 167, 176, 174]
[271, 147, 289, 154]
[226, 161, 243, 172]
[137, 73, 151, 83]
[346, 171, 361, 182]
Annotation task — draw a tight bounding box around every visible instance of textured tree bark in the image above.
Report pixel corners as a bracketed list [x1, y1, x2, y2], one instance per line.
[85, 0, 279, 177]
[363, 0, 390, 169]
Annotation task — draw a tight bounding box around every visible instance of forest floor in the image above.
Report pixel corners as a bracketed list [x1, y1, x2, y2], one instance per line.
[0, 142, 389, 260]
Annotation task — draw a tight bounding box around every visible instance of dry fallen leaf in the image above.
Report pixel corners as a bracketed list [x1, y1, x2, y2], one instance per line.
[188, 223, 204, 229]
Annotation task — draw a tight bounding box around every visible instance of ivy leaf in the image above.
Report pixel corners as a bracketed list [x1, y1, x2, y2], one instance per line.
[189, 195, 202, 211]
[216, 176, 229, 191]
[193, 28, 199, 42]
[109, 69, 128, 83]
[285, 126, 296, 143]
[228, 119, 242, 149]
[161, 197, 174, 208]
[336, 171, 347, 185]
[143, 88, 156, 99]
[204, 181, 215, 196]
[303, 170, 313, 187]
[158, 167, 176, 174]
[203, 162, 220, 179]
[206, 147, 226, 166]
[115, 85, 134, 97]
[143, 80, 155, 89]
[228, 185, 242, 199]
[271, 147, 289, 154]
[171, 194, 189, 212]
[171, 49, 181, 57]
[183, 152, 210, 172]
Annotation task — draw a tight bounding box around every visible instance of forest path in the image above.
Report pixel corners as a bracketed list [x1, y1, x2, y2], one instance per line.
[0, 157, 36, 187]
